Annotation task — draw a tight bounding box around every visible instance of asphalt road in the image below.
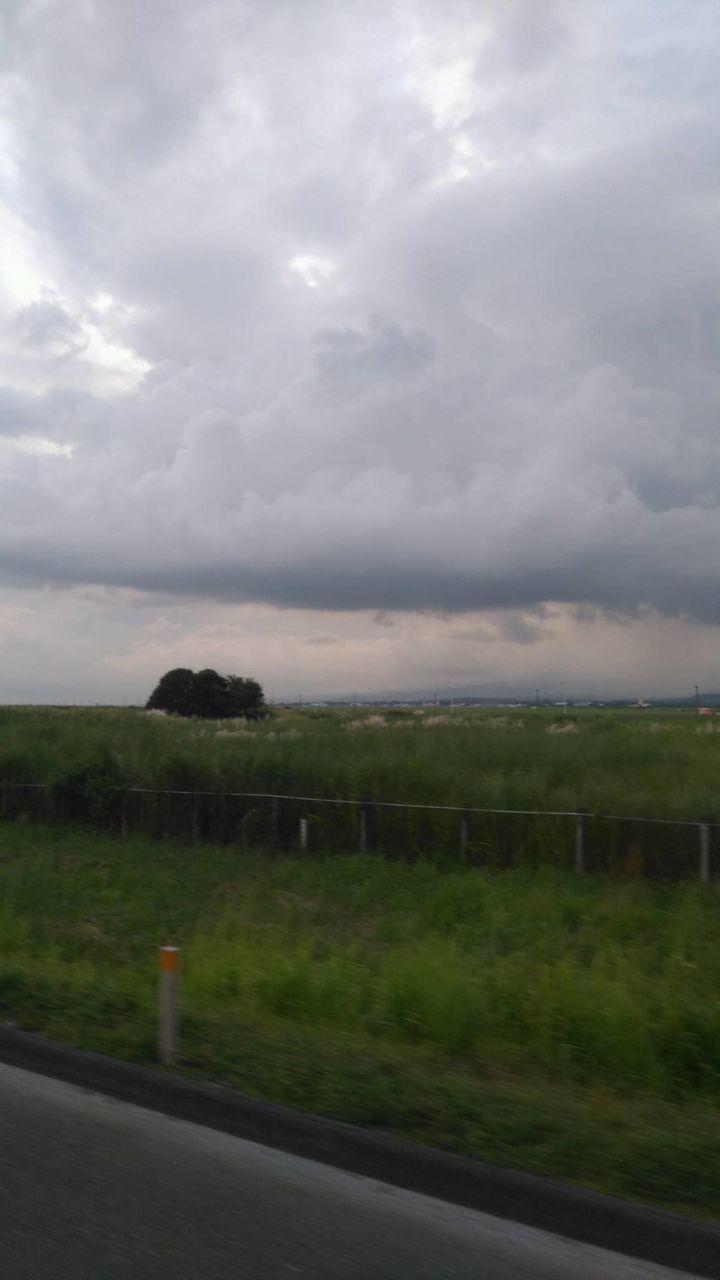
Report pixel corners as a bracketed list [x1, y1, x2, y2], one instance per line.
[0, 1063, 704, 1280]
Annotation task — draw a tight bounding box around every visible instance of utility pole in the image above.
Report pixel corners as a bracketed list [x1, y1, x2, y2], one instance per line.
[695, 684, 700, 714]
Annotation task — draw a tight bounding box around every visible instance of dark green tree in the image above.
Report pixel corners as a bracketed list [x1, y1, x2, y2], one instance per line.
[226, 674, 266, 720]
[145, 667, 196, 717]
[190, 668, 231, 718]
[145, 668, 266, 720]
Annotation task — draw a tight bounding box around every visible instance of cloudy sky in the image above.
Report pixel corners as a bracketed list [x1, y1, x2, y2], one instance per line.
[1, 0, 719, 702]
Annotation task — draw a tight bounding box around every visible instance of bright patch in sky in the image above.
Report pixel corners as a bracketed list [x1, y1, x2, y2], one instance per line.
[414, 54, 478, 130]
[80, 323, 150, 384]
[0, 435, 74, 459]
[90, 292, 115, 315]
[286, 254, 338, 288]
[0, 216, 47, 307]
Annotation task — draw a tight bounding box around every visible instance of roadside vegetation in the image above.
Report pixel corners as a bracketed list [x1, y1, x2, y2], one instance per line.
[0, 704, 718, 870]
[1, 706, 718, 1215]
[0, 820, 718, 1220]
[1, 703, 717, 817]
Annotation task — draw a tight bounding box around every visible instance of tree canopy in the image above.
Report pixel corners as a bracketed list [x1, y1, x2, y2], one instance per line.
[146, 668, 266, 719]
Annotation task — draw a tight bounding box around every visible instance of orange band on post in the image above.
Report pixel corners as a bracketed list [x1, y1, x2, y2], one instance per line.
[159, 946, 179, 972]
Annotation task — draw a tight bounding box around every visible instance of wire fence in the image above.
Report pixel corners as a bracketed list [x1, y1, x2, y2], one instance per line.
[0, 779, 715, 882]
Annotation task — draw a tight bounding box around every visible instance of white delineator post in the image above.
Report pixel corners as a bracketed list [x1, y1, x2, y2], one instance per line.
[158, 945, 180, 1066]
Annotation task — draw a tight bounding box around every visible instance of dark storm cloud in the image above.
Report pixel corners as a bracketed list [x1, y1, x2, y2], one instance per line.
[2, 0, 720, 624]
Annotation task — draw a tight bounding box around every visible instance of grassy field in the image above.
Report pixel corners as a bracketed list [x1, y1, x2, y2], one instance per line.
[0, 704, 718, 869]
[0, 819, 719, 1219]
[1, 703, 718, 816]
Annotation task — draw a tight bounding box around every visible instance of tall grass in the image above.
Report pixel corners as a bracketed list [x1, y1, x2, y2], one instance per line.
[184, 866, 720, 1100]
[1, 704, 717, 815]
[0, 706, 718, 869]
[1, 821, 720, 1217]
[1, 821, 718, 1102]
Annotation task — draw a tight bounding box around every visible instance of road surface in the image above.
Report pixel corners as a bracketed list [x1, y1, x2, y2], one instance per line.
[0, 1062, 703, 1279]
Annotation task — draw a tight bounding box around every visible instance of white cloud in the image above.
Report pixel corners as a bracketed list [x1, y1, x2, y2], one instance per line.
[407, 42, 482, 131]
[286, 253, 338, 288]
[1, 0, 720, 698]
[0, 435, 74, 459]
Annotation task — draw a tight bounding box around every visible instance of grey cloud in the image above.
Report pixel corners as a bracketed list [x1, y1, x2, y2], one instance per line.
[0, 389, 46, 437]
[13, 301, 84, 355]
[268, 174, 361, 245]
[447, 611, 549, 646]
[489, 1, 575, 75]
[0, 386, 87, 437]
[2, 0, 720, 632]
[494, 613, 548, 645]
[315, 318, 435, 385]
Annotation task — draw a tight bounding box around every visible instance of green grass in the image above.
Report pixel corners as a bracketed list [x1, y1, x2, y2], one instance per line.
[1, 704, 719, 867]
[0, 703, 718, 818]
[0, 820, 719, 1220]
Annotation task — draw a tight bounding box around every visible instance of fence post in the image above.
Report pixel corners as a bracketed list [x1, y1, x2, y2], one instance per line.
[460, 803, 470, 855]
[158, 945, 179, 1066]
[359, 796, 370, 853]
[699, 821, 711, 884]
[191, 794, 199, 845]
[299, 817, 308, 851]
[575, 810, 587, 874]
